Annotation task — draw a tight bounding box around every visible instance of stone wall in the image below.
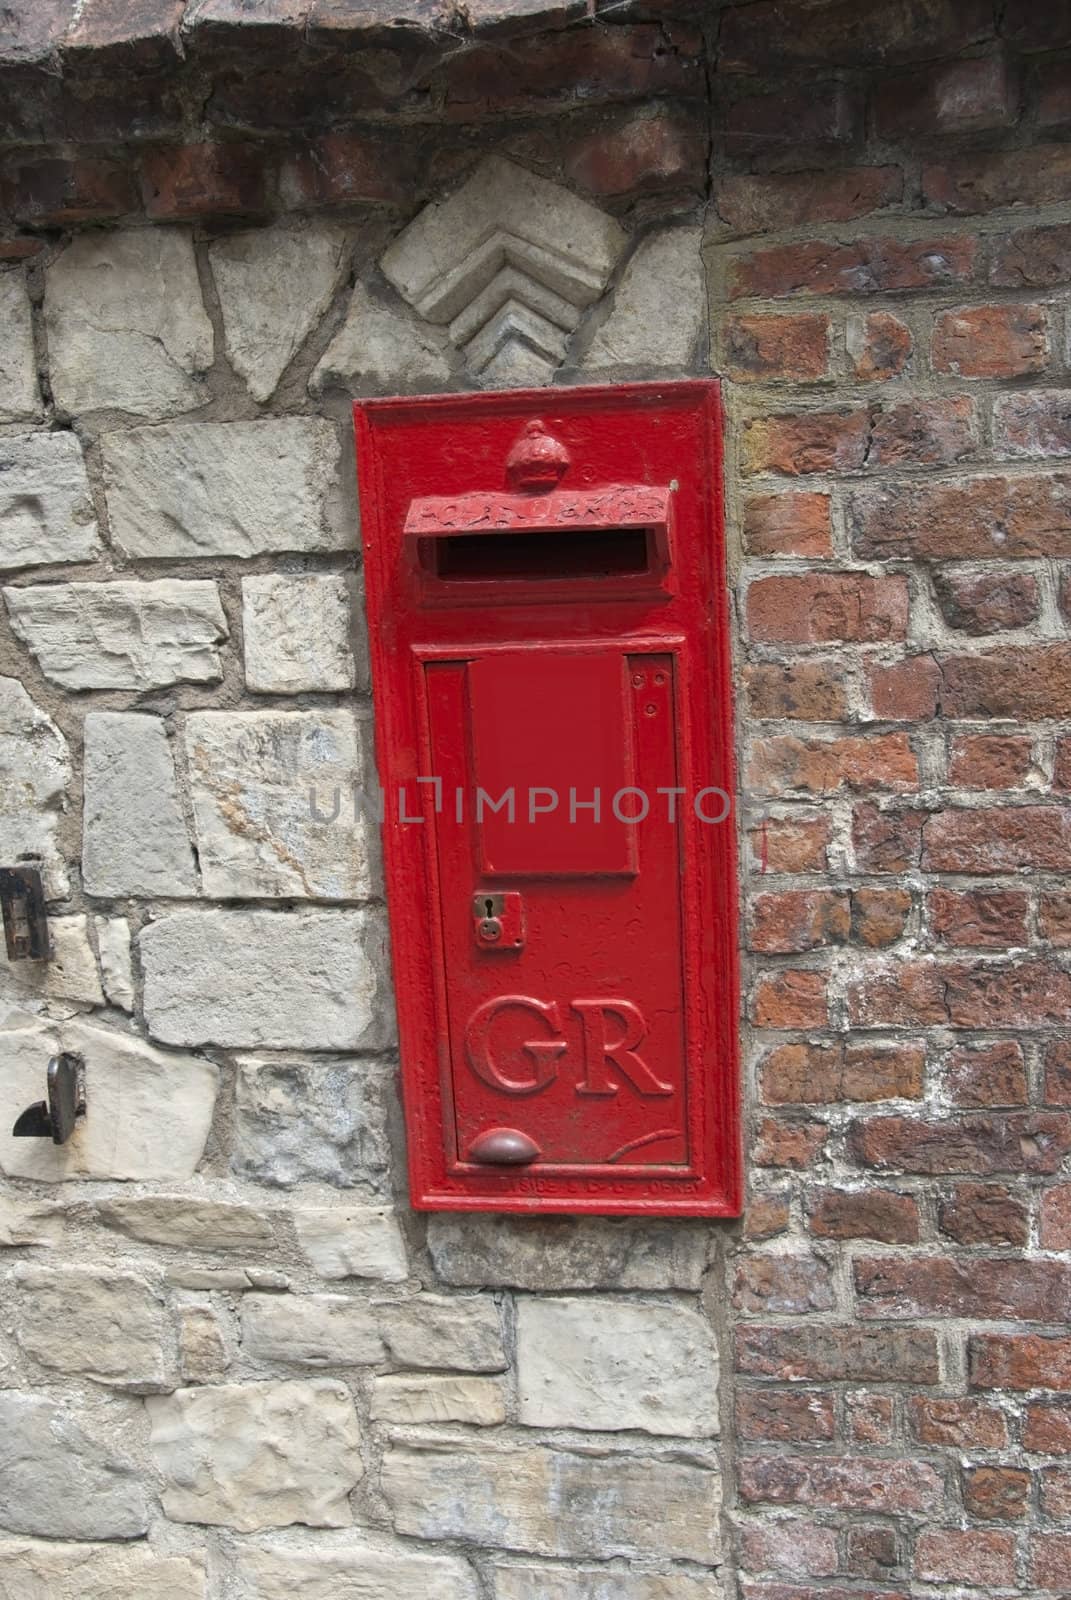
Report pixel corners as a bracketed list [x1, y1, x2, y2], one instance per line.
[1, 2, 1071, 1597]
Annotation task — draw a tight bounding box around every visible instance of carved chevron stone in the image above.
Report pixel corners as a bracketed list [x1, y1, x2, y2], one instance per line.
[380, 156, 628, 386]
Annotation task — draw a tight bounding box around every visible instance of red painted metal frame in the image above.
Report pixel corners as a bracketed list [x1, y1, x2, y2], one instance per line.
[353, 380, 741, 1216]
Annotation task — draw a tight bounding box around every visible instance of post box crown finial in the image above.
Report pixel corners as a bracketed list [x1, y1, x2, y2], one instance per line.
[506, 419, 571, 493]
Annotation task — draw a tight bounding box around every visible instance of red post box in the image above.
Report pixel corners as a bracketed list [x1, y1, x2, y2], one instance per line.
[353, 381, 740, 1216]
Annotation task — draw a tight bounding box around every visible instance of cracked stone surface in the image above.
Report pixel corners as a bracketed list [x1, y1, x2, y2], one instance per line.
[0, 432, 99, 571]
[0, 675, 71, 898]
[311, 282, 452, 392]
[582, 227, 704, 370]
[232, 1055, 392, 1191]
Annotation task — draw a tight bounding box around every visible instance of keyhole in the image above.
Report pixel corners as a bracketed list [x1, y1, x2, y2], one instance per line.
[484, 898, 494, 918]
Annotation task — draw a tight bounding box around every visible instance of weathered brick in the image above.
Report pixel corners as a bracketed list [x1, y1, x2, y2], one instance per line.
[760, 1041, 923, 1105]
[867, 658, 940, 722]
[944, 646, 1071, 718]
[752, 970, 829, 1028]
[950, 960, 1071, 1029]
[738, 1517, 839, 1576]
[924, 804, 1071, 871]
[754, 1116, 829, 1170]
[744, 1189, 792, 1241]
[808, 1187, 920, 1244]
[742, 409, 869, 476]
[1038, 58, 1071, 126]
[719, 0, 993, 71]
[751, 814, 831, 873]
[846, 961, 947, 1028]
[925, 145, 1071, 213]
[740, 1454, 940, 1513]
[938, 1182, 1030, 1246]
[963, 1464, 1031, 1520]
[749, 889, 850, 952]
[846, 1393, 894, 1444]
[1032, 1533, 1071, 1592]
[852, 888, 911, 948]
[873, 55, 1014, 138]
[1041, 1184, 1071, 1250]
[729, 234, 977, 302]
[743, 492, 833, 558]
[141, 142, 271, 219]
[2, 156, 137, 225]
[1024, 1402, 1071, 1453]
[851, 1113, 1071, 1176]
[944, 1040, 1028, 1108]
[852, 803, 925, 873]
[724, 82, 857, 153]
[996, 390, 1071, 459]
[281, 130, 419, 207]
[914, 1529, 1016, 1587]
[1057, 736, 1071, 791]
[733, 1254, 836, 1316]
[848, 312, 912, 381]
[748, 733, 918, 797]
[933, 568, 1040, 633]
[736, 1389, 836, 1443]
[1046, 1041, 1071, 1104]
[564, 107, 706, 198]
[856, 1254, 1071, 1321]
[933, 303, 1048, 378]
[930, 887, 1029, 948]
[717, 167, 902, 233]
[991, 221, 1071, 287]
[1003, 2, 1071, 51]
[868, 395, 976, 467]
[850, 473, 1071, 561]
[745, 661, 849, 721]
[909, 1396, 1009, 1449]
[948, 733, 1033, 789]
[738, 1585, 908, 1600]
[842, 1524, 901, 1581]
[736, 1324, 939, 1384]
[971, 1334, 1071, 1391]
[747, 573, 908, 645]
[1040, 892, 1071, 947]
[724, 313, 830, 382]
[1041, 1464, 1071, 1518]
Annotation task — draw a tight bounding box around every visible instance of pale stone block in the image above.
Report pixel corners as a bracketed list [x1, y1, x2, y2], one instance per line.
[294, 1205, 407, 1281]
[582, 227, 705, 370]
[0, 1539, 206, 1600]
[4, 580, 227, 690]
[147, 1380, 363, 1531]
[493, 1567, 721, 1600]
[0, 913, 104, 1008]
[242, 574, 355, 693]
[233, 1055, 391, 1191]
[427, 1213, 710, 1290]
[140, 908, 391, 1049]
[370, 1374, 506, 1427]
[311, 283, 452, 392]
[184, 709, 371, 900]
[94, 1196, 273, 1250]
[0, 1196, 62, 1247]
[0, 1017, 219, 1183]
[232, 1539, 480, 1600]
[210, 220, 347, 402]
[241, 1293, 386, 1367]
[83, 712, 198, 897]
[0, 269, 41, 422]
[11, 1265, 172, 1392]
[169, 1266, 287, 1291]
[381, 1294, 506, 1373]
[381, 1436, 721, 1563]
[0, 432, 99, 571]
[0, 675, 71, 897]
[93, 916, 134, 1012]
[46, 228, 212, 418]
[102, 419, 348, 559]
[516, 1296, 718, 1437]
[179, 1306, 229, 1383]
[0, 1393, 148, 1541]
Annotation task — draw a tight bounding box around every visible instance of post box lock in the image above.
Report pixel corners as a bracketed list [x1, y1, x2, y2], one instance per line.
[355, 381, 740, 1218]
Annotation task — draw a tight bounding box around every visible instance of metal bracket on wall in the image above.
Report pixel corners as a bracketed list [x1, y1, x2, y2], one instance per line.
[0, 865, 50, 961]
[12, 1053, 86, 1144]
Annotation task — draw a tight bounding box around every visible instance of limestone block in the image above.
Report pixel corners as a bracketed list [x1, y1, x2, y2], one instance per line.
[184, 709, 372, 900]
[102, 419, 348, 559]
[146, 1380, 363, 1531]
[0, 1017, 219, 1182]
[94, 1196, 273, 1250]
[427, 1214, 711, 1291]
[294, 1205, 407, 1282]
[0, 432, 99, 571]
[93, 917, 133, 1012]
[371, 1374, 506, 1427]
[140, 908, 391, 1049]
[12, 1265, 172, 1391]
[0, 1539, 207, 1600]
[0, 913, 104, 1008]
[232, 1539, 480, 1600]
[83, 713, 197, 897]
[382, 1436, 721, 1563]
[493, 1568, 720, 1600]
[232, 1055, 391, 1191]
[0, 1196, 62, 1247]
[210, 220, 347, 402]
[516, 1296, 718, 1437]
[582, 227, 704, 370]
[241, 1293, 386, 1367]
[0, 269, 41, 422]
[4, 580, 227, 690]
[311, 283, 451, 392]
[242, 574, 355, 693]
[46, 228, 212, 418]
[380, 1294, 507, 1373]
[0, 675, 71, 897]
[179, 1306, 228, 1383]
[0, 1393, 148, 1542]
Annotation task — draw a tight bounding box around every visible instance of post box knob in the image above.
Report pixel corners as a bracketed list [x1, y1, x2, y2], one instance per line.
[467, 1127, 541, 1166]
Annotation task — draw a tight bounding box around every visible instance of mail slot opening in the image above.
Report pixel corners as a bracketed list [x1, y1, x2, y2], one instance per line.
[422, 525, 654, 582]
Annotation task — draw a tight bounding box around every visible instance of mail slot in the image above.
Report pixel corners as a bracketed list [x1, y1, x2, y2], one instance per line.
[353, 381, 740, 1216]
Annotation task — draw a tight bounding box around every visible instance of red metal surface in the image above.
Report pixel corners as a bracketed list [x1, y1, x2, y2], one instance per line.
[353, 381, 740, 1216]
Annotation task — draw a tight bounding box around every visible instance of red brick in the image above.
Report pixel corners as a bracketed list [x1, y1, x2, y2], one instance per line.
[874, 55, 1015, 138]
[808, 1187, 920, 1244]
[743, 493, 833, 559]
[747, 573, 908, 645]
[2, 157, 137, 225]
[933, 568, 1040, 633]
[1047, 1042, 1071, 1105]
[724, 313, 830, 383]
[564, 107, 705, 198]
[749, 889, 850, 953]
[745, 661, 849, 721]
[761, 1040, 924, 1105]
[747, 733, 918, 797]
[949, 733, 1033, 789]
[933, 302, 1048, 378]
[733, 1254, 836, 1315]
[738, 1517, 839, 1576]
[937, 1182, 1031, 1246]
[141, 142, 270, 220]
[1004, 2, 1071, 50]
[972, 1334, 1071, 1391]
[867, 658, 940, 722]
[856, 1253, 1071, 1321]
[1032, 1533, 1071, 1593]
[924, 805, 1071, 872]
[851, 473, 1071, 561]
[742, 409, 869, 475]
[909, 1395, 1009, 1449]
[942, 646, 1071, 718]
[750, 814, 831, 873]
[991, 221, 1071, 288]
[846, 1392, 894, 1444]
[1024, 1402, 1071, 1453]
[1039, 59, 1071, 126]
[1042, 1184, 1071, 1250]
[739, 1587, 908, 1600]
[752, 970, 829, 1028]
[867, 395, 976, 468]
[842, 1525, 901, 1581]
[753, 1116, 829, 1169]
[740, 1454, 941, 1513]
[736, 1388, 836, 1443]
[930, 887, 1029, 948]
[0, 238, 44, 262]
[719, 0, 992, 71]
[744, 1189, 792, 1241]
[1042, 1464, 1071, 1517]
[729, 233, 977, 301]
[724, 82, 857, 154]
[852, 888, 911, 948]
[945, 960, 1071, 1029]
[846, 961, 947, 1028]
[850, 1112, 1071, 1176]
[736, 1324, 939, 1384]
[281, 130, 419, 207]
[1057, 736, 1071, 792]
[1040, 892, 1071, 947]
[925, 145, 1071, 213]
[852, 802, 925, 873]
[996, 390, 1071, 460]
[914, 1529, 1016, 1587]
[717, 167, 902, 233]
[944, 1040, 1028, 1108]
[848, 312, 912, 381]
[964, 1464, 1031, 1520]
